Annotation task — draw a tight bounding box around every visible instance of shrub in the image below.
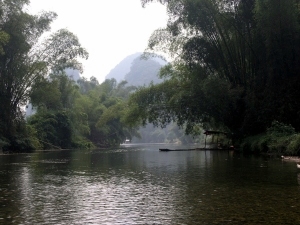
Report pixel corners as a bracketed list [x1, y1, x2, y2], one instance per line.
[0, 138, 9, 152]
[286, 134, 300, 155]
[240, 121, 300, 155]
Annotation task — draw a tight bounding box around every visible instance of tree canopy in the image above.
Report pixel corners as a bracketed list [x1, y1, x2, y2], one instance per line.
[127, 0, 300, 139]
[2, 0, 300, 152]
[0, 0, 88, 151]
[26, 74, 140, 150]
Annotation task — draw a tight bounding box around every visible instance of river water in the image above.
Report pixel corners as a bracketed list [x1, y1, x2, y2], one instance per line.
[0, 144, 300, 224]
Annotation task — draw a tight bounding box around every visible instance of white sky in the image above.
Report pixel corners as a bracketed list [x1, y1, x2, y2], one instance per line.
[28, 0, 168, 83]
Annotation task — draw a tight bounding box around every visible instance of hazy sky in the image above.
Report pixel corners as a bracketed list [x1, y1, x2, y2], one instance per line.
[28, 0, 168, 82]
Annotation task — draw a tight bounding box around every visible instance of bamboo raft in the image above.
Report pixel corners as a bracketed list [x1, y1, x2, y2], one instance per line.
[159, 148, 196, 152]
[159, 147, 234, 152]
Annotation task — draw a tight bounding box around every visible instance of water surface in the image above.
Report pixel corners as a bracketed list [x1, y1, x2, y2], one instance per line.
[0, 144, 299, 224]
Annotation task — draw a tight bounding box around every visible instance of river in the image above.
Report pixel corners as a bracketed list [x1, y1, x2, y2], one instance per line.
[0, 144, 299, 224]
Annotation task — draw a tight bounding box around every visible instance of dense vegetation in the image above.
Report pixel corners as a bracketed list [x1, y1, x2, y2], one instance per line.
[125, 0, 300, 155]
[0, 0, 89, 152]
[100, 53, 198, 145]
[0, 0, 138, 152]
[105, 52, 196, 144]
[28, 76, 138, 150]
[2, 0, 300, 155]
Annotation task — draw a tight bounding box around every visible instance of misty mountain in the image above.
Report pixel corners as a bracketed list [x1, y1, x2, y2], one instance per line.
[124, 57, 163, 86]
[105, 52, 167, 86]
[105, 53, 198, 144]
[105, 53, 141, 83]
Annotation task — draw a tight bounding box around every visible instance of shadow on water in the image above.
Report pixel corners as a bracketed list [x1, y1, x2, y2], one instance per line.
[0, 145, 300, 224]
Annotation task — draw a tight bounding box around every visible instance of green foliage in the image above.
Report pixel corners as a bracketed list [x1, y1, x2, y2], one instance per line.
[134, 0, 300, 142]
[0, 31, 9, 55]
[240, 121, 300, 155]
[28, 74, 93, 149]
[28, 111, 72, 149]
[266, 121, 295, 137]
[0, 1, 142, 151]
[30, 78, 62, 110]
[70, 136, 95, 150]
[0, 138, 10, 152]
[1, 122, 41, 153]
[80, 79, 140, 147]
[0, 0, 88, 152]
[126, 64, 240, 135]
[28, 74, 141, 149]
[240, 134, 271, 154]
[286, 134, 300, 155]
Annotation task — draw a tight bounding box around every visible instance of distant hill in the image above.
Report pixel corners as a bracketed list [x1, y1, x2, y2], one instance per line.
[106, 54, 198, 144]
[105, 53, 141, 83]
[105, 52, 167, 86]
[124, 57, 163, 86]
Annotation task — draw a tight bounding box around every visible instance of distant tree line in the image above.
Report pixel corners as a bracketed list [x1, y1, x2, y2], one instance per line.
[27, 76, 138, 150]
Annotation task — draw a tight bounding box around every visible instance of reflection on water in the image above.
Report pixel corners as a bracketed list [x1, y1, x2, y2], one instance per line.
[0, 145, 300, 224]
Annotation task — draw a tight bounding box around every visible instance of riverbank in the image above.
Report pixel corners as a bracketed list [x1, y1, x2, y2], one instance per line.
[239, 122, 300, 156]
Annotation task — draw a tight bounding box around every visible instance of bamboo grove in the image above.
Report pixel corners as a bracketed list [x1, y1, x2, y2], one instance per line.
[127, 0, 300, 143]
[2, 0, 300, 153]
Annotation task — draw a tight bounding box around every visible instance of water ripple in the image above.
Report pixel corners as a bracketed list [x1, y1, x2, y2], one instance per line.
[0, 148, 300, 224]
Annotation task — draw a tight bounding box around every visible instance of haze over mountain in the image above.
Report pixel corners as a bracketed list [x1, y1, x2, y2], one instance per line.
[105, 52, 167, 86]
[104, 53, 199, 144]
[105, 53, 141, 83]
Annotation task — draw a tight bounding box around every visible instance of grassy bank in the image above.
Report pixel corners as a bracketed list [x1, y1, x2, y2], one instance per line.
[239, 121, 300, 156]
